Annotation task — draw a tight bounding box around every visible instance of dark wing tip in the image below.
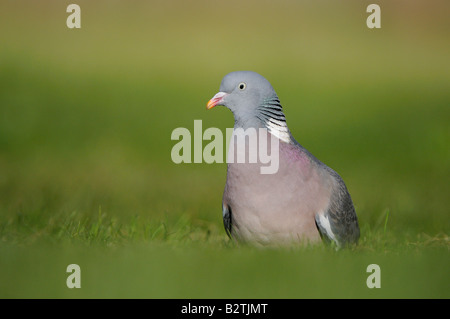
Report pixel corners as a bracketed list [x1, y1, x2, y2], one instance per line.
[223, 204, 232, 238]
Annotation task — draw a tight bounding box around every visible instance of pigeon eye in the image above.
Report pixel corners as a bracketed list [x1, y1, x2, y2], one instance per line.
[238, 82, 246, 90]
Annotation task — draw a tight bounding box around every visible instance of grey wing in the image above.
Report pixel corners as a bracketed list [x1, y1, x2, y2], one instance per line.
[222, 203, 232, 238]
[315, 178, 360, 248]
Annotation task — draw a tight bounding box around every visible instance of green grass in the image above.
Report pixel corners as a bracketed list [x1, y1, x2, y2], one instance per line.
[0, 0, 449, 298]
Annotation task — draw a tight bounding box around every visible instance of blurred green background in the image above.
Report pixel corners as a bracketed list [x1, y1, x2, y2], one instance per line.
[0, 1, 449, 298]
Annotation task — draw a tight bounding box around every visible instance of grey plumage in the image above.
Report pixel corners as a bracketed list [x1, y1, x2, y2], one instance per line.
[207, 71, 360, 248]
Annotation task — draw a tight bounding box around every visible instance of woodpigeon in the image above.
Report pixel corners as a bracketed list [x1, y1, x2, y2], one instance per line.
[207, 71, 360, 248]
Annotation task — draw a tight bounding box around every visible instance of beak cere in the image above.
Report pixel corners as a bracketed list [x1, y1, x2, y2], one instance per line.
[206, 92, 227, 110]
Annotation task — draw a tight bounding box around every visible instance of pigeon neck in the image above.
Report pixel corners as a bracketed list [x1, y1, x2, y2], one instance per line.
[232, 96, 293, 144]
[256, 96, 292, 144]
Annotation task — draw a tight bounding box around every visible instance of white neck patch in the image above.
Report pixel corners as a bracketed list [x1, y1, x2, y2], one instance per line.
[265, 119, 292, 144]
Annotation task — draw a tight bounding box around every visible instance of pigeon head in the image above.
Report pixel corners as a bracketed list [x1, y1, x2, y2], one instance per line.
[207, 71, 291, 143]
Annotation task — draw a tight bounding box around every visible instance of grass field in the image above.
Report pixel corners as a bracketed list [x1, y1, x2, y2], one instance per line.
[0, 1, 449, 298]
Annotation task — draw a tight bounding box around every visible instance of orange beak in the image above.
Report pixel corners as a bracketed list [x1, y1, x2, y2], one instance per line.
[206, 92, 227, 110]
